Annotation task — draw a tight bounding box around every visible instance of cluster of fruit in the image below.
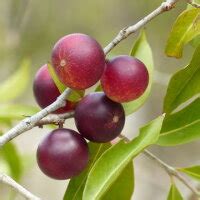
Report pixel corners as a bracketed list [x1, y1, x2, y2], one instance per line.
[33, 33, 149, 180]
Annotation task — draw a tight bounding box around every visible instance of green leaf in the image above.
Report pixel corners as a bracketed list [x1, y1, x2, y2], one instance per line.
[165, 8, 200, 58]
[158, 98, 200, 146]
[83, 115, 164, 200]
[0, 59, 30, 102]
[64, 143, 134, 200]
[188, 2, 200, 47]
[47, 63, 66, 93]
[47, 63, 84, 102]
[0, 104, 39, 121]
[95, 84, 102, 92]
[64, 143, 111, 200]
[179, 166, 200, 181]
[167, 184, 183, 200]
[163, 44, 200, 114]
[67, 90, 85, 102]
[0, 140, 22, 181]
[101, 162, 134, 200]
[187, 0, 200, 10]
[123, 30, 154, 115]
[190, 35, 200, 48]
[0, 118, 12, 127]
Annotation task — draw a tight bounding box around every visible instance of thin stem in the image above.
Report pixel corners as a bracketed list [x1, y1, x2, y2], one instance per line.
[0, 0, 181, 147]
[104, 0, 179, 54]
[0, 173, 41, 200]
[36, 112, 74, 127]
[0, 0, 190, 199]
[143, 150, 175, 176]
[0, 89, 72, 147]
[119, 134, 200, 197]
[187, 0, 200, 8]
[144, 150, 200, 197]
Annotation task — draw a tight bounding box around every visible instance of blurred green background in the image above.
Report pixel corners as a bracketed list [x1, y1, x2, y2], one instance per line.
[0, 0, 198, 200]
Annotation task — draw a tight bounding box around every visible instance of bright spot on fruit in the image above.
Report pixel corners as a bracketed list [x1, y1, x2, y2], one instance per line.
[113, 115, 119, 123]
[60, 59, 66, 67]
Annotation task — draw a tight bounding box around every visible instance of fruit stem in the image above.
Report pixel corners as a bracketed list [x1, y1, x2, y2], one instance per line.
[0, 173, 41, 200]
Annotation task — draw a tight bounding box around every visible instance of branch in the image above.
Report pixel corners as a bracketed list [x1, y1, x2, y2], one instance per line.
[143, 150, 200, 197]
[0, 89, 72, 147]
[36, 112, 74, 127]
[187, 0, 200, 8]
[104, 0, 179, 54]
[0, 173, 41, 200]
[119, 135, 200, 197]
[0, 0, 188, 199]
[0, 0, 181, 147]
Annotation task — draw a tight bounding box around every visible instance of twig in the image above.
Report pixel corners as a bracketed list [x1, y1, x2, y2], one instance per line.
[187, 0, 200, 8]
[104, 0, 179, 54]
[0, 173, 41, 200]
[143, 150, 200, 197]
[0, 89, 72, 147]
[0, 0, 189, 199]
[0, 0, 181, 148]
[36, 112, 74, 127]
[119, 134, 200, 197]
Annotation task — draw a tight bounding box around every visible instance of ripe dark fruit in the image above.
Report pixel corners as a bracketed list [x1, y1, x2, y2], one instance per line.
[37, 128, 89, 180]
[33, 64, 76, 114]
[51, 33, 106, 90]
[101, 55, 149, 103]
[75, 92, 125, 143]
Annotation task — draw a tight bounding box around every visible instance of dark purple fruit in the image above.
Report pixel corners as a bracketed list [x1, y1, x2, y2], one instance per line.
[33, 64, 76, 114]
[101, 55, 149, 103]
[75, 92, 125, 143]
[51, 33, 106, 90]
[37, 128, 89, 180]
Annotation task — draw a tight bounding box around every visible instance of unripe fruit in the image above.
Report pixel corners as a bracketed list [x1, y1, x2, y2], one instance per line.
[33, 64, 76, 114]
[75, 92, 125, 143]
[51, 33, 106, 90]
[37, 128, 89, 180]
[101, 55, 149, 103]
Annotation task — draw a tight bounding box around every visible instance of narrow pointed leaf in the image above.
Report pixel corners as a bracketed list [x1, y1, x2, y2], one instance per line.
[47, 63, 84, 102]
[163, 45, 200, 114]
[64, 143, 111, 200]
[0, 59, 30, 102]
[83, 115, 164, 200]
[158, 98, 200, 146]
[101, 162, 134, 200]
[167, 184, 183, 200]
[47, 63, 66, 93]
[122, 30, 154, 115]
[0, 138, 22, 181]
[64, 143, 134, 200]
[0, 104, 39, 121]
[179, 166, 200, 181]
[165, 8, 200, 58]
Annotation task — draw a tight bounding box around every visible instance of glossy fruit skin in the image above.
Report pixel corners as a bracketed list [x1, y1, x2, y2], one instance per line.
[75, 92, 125, 143]
[51, 33, 106, 90]
[101, 55, 149, 103]
[37, 128, 89, 180]
[33, 64, 76, 114]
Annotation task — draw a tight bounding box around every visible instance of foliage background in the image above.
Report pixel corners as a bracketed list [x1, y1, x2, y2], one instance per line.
[0, 0, 198, 199]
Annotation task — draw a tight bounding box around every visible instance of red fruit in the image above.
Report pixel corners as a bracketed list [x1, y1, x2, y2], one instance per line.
[101, 55, 149, 103]
[37, 128, 89, 180]
[75, 92, 125, 143]
[33, 64, 76, 114]
[51, 33, 105, 90]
